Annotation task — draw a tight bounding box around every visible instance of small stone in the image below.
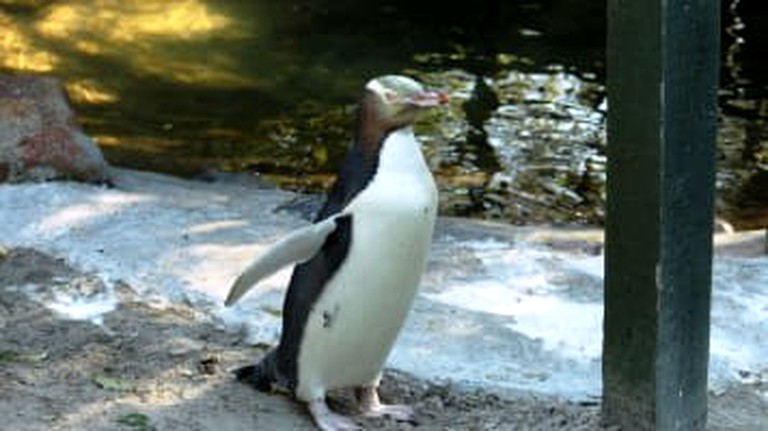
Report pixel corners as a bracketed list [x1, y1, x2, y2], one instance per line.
[198, 354, 220, 375]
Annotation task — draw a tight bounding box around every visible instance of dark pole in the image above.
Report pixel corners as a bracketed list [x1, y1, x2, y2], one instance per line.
[603, 0, 719, 429]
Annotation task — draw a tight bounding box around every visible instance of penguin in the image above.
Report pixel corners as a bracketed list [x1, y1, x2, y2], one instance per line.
[224, 75, 448, 430]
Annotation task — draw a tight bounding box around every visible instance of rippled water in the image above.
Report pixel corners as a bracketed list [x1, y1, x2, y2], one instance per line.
[0, 0, 765, 227]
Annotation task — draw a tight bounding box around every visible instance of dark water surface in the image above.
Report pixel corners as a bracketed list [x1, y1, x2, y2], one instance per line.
[1, 0, 765, 227]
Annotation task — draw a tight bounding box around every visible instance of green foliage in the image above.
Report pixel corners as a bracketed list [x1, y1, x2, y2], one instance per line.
[116, 413, 152, 431]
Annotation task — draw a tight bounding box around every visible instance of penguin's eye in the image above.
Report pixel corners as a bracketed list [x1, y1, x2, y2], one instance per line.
[382, 90, 399, 104]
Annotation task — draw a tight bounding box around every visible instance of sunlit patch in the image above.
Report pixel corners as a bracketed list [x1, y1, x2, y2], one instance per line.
[94, 135, 184, 154]
[0, 12, 58, 71]
[168, 242, 291, 302]
[92, 135, 121, 147]
[35, 193, 152, 233]
[46, 366, 217, 430]
[36, 0, 232, 41]
[30, 0, 258, 87]
[47, 291, 117, 326]
[73, 40, 102, 55]
[423, 239, 604, 362]
[185, 220, 248, 235]
[134, 55, 257, 87]
[66, 79, 119, 104]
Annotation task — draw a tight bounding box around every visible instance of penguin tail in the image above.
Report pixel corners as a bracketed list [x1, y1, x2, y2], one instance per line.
[234, 351, 279, 392]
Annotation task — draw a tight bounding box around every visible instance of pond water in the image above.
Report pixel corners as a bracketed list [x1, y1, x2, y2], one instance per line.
[1, 0, 766, 228]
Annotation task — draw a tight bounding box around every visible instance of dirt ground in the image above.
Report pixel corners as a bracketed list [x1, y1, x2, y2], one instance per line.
[0, 247, 765, 430]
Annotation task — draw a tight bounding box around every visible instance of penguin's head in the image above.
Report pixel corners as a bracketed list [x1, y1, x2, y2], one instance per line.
[363, 75, 448, 129]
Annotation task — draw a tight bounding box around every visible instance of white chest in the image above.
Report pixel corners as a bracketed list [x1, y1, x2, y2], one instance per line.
[294, 127, 437, 401]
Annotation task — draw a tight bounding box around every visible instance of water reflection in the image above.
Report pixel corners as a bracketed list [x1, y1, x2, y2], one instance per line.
[0, 0, 765, 227]
[723, 0, 746, 91]
[719, 0, 768, 229]
[419, 69, 606, 224]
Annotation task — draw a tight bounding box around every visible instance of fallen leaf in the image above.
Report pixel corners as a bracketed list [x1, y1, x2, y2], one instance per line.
[93, 375, 135, 392]
[116, 412, 151, 430]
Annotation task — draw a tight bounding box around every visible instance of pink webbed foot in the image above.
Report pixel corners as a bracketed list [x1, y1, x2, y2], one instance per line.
[355, 385, 416, 423]
[308, 398, 362, 431]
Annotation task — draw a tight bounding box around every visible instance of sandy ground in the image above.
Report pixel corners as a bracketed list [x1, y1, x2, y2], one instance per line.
[1, 169, 767, 430]
[2, 247, 767, 431]
[0, 247, 607, 431]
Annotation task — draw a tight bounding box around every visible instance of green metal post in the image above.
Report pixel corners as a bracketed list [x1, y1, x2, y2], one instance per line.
[603, 0, 719, 430]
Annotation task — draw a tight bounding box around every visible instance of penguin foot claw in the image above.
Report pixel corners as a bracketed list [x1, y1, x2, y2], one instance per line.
[359, 403, 416, 423]
[308, 398, 362, 431]
[355, 385, 416, 423]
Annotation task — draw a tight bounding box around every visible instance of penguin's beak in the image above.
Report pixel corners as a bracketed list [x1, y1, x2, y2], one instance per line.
[407, 90, 450, 108]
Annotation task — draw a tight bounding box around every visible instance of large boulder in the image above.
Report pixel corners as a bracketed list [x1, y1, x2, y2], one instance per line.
[0, 75, 109, 183]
